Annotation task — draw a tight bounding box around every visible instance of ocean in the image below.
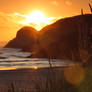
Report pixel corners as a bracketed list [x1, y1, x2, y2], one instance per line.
[0, 48, 75, 70]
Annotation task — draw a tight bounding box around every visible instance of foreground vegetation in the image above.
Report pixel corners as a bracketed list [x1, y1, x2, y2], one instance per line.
[0, 60, 89, 92]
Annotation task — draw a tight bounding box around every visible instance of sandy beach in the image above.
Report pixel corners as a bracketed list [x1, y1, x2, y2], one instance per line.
[0, 64, 88, 92]
[0, 67, 63, 92]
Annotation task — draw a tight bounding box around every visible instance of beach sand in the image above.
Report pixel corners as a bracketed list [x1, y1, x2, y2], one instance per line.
[0, 65, 90, 92]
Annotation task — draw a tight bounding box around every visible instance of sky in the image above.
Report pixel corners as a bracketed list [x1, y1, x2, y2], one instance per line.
[0, 0, 91, 41]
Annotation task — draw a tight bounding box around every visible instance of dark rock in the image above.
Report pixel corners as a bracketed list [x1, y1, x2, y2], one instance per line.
[37, 14, 92, 61]
[5, 26, 39, 52]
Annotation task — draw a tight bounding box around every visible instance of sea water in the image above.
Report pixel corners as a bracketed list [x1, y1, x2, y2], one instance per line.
[0, 48, 75, 70]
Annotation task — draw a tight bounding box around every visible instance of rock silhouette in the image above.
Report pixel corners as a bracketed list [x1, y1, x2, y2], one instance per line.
[5, 26, 39, 52]
[37, 14, 92, 61]
[5, 14, 92, 61]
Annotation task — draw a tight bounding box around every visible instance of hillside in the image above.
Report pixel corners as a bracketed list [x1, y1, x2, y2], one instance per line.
[37, 14, 92, 61]
[5, 14, 92, 62]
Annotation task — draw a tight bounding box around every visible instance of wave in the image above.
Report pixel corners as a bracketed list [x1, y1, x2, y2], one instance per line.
[0, 48, 77, 70]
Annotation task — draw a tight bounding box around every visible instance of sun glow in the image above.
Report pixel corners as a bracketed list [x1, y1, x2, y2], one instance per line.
[22, 10, 51, 31]
[26, 11, 50, 25]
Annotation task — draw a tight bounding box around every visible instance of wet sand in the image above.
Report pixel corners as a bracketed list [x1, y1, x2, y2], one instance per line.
[0, 67, 65, 92]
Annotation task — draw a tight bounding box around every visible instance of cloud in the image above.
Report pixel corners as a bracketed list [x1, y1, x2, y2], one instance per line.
[65, 1, 72, 6]
[0, 11, 62, 30]
[51, 1, 58, 6]
[0, 12, 25, 26]
[0, 12, 27, 41]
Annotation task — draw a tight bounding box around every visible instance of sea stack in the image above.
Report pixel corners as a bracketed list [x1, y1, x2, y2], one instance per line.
[5, 26, 39, 52]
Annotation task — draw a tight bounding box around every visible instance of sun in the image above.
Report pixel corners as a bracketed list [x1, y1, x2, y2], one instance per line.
[23, 10, 51, 31]
[26, 11, 50, 25]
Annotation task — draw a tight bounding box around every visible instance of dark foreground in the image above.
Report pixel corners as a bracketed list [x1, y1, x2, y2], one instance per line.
[0, 64, 92, 92]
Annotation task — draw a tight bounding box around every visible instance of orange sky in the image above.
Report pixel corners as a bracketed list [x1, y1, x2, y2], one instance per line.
[0, 0, 91, 41]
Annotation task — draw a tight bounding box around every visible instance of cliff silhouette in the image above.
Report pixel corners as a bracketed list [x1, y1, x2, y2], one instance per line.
[5, 14, 92, 62]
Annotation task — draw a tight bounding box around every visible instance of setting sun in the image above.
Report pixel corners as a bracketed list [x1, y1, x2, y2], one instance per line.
[26, 11, 50, 25]
[22, 10, 51, 30]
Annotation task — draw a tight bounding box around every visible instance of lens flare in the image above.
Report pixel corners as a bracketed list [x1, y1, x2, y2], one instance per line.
[64, 64, 85, 85]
